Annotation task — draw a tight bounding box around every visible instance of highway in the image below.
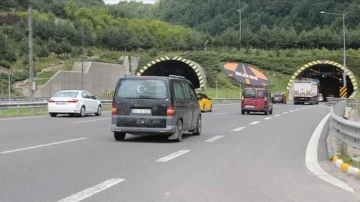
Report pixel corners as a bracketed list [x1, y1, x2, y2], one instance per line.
[0, 103, 358, 202]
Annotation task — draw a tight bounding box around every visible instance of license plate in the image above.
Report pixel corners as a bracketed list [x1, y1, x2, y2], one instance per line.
[131, 109, 151, 114]
[56, 101, 66, 105]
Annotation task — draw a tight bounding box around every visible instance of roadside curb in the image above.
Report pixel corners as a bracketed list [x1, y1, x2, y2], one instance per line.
[331, 155, 360, 177]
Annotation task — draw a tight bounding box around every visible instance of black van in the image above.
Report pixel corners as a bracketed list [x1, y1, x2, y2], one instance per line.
[111, 75, 202, 142]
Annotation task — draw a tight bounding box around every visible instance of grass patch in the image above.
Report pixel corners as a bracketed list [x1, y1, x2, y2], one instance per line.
[0, 104, 112, 118]
[339, 153, 360, 169]
[35, 71, 57, 85]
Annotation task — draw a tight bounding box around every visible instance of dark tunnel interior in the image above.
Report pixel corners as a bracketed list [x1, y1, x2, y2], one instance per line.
[297, 64, 353, 98]
[140, 60, 201, 88]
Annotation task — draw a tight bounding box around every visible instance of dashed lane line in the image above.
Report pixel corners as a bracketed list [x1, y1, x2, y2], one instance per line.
[156, 150, 190, 162]
[73, 118, 110, 124]
[57, 178, 125, 202]
[212, 112, 229, 116]
[231, 127, 246, 132]
[249, 121, 260, 125]
[1, 137, 87, 154]
[264, 117, 272, 120]
[204, 135, 225, 143]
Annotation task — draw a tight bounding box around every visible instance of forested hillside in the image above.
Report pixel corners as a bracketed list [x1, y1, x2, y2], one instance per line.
[0, 0, 360, 94]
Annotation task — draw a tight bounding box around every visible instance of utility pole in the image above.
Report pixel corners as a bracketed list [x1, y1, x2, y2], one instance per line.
[28, 3, 34, 100]
[81, 25, 84, 90]
[238, 0, 242, 49]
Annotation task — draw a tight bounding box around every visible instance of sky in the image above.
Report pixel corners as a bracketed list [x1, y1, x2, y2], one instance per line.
[103, 0, 157, 4]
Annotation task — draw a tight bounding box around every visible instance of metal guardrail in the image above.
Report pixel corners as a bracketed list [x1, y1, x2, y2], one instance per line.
[0, 98, 240, 117]
[330, 99, 360, 150]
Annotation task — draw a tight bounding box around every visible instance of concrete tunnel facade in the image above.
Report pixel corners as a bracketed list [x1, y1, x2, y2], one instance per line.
[136, 56, 207, 89]
[286, 60, 358, 98]
[135, 57, 358, 99]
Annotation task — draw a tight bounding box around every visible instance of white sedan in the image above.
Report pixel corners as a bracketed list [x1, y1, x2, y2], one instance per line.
[48, 90, 102, 117]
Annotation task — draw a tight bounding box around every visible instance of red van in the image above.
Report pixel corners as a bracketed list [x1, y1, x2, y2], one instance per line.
[241, 87, 273, 115]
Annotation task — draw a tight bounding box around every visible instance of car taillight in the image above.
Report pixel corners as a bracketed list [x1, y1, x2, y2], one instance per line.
[167, 105, 175, 116]
[67, 99, 78, 103]
[48, 99, 55, 103]
[111, 104, 117, 116]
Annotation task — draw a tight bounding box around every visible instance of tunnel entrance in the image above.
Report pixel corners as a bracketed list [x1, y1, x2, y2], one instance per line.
[297, 64, 353, 99]
[136, 56, 206, 89]
[287, 60, 358, 99]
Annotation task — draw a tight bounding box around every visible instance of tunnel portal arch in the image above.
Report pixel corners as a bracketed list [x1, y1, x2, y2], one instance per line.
[286, 60, 358, 98]
[136, 56, 206, 89]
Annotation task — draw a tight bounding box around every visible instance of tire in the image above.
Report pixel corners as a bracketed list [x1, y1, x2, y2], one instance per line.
[50, 113, 57, 117]
[193, 116, 202, 136]
[114, 132, 126, 141]
[264, 110, 268, 115]
[202, 104, 206, 112]
[241, 110, 245, 115]
[209, 104, 212, 112]
[174, 120, 183, 142]
[79, 106, 85, 117]
[95, 105, 102, 116]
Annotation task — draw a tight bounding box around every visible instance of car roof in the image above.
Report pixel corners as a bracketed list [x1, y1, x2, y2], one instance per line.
[58, 90, 84, 93]
[122, 75, 186, 80]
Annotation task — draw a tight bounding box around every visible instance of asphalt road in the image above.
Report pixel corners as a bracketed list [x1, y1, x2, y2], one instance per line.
[0, 103, 358, 202]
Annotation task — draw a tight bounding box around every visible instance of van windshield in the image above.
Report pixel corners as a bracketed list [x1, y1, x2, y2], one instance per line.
[243, 89, 256, 98]
[116, 79, 168, 99]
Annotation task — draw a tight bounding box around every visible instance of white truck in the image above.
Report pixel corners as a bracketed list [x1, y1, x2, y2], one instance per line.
[292, 78, 319, 105]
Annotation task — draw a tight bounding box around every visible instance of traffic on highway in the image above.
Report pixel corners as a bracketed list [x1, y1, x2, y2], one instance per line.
[0, 103, 358, 201]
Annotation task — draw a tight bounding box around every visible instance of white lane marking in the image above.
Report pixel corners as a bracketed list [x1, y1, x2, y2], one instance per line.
[204, 135, 225, 143]
[282, 112, 288, 115]
[275, 114, 281, 117]
[296, 109, 301, 111]
[264, 117, 272, 120]
[0, 116, 48, 121]
[73, 118, 110, 124]
[249, 121, 260, 125]
[232, 127, 246, 132]
[305, 114, 354, 192]
[156, 150, 190, 162]
[58, 178, 125, 202]
[1, 137, 87, 154]
[289, 110, 295, 113]
[213, 112, 229, 116]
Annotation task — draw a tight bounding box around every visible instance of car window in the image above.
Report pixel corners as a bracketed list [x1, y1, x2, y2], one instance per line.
[173, 81, 185, 100]
[243, 89, 256, 98]
[184, 83, 197, 102]
[116, 79, 167, 99]
[54, 91, 78, 98]
[257, 90, 265, 98]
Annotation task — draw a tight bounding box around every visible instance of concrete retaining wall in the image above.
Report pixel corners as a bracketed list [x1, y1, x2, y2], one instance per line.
[33, 57, 130, 97]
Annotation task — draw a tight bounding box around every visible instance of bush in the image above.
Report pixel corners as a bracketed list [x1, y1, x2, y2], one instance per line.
[0, 60, 11, 69]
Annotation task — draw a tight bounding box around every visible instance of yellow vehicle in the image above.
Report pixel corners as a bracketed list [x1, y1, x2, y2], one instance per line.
[196, 93, 212, 112]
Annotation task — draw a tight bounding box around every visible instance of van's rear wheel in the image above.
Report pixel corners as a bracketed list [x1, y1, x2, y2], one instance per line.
[193, 116, 202, 136]
[174, 120, 183, 142]
[114, 132, 126, 141]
